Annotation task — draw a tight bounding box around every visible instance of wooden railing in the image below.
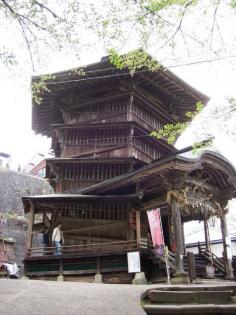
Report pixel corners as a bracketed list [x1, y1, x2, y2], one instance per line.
[201, 249, 225, 273]
[198, 242, 225, 274]
[26, 240, 148, 257]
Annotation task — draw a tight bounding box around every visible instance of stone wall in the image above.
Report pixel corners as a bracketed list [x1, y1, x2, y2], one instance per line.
[0, 169, 53, 267]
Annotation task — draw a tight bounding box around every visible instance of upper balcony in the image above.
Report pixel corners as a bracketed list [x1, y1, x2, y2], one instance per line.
[51, 122, 175, 163]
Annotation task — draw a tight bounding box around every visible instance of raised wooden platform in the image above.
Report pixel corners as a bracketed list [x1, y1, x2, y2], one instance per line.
[24, 240, 149, 283]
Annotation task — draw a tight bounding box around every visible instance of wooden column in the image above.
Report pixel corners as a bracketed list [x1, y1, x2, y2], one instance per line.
[57, 259, 64, 281]
[204, 217, 210, 251]
[26, 201, 35, 252]
[95, 258, 103, 283]
[136, 210, 141, 248]
[128, 125, 134, 157]
[171, 198, 184, 274]
[127, 93, 134, 121]
[220, 213, 234, 280]
[127, 209, 136, 240]
[181, 222, 186, 255]
[187, 251, 196, 282]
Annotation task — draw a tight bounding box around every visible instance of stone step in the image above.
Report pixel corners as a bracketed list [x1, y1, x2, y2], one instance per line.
[143, 304, 236, 315]
[146, 290, 233, 304]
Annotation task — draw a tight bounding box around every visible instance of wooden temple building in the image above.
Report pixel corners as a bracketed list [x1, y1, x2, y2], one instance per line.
[22, 54, 236, 284]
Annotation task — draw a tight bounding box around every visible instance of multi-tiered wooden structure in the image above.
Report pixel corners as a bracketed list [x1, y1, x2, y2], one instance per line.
[22, 55, 236, 283]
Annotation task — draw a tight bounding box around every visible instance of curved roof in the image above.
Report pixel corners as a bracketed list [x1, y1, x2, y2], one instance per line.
[79, 150, 236, 199]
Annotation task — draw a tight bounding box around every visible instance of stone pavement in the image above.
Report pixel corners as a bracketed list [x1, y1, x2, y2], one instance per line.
[0, 279, 151, 315]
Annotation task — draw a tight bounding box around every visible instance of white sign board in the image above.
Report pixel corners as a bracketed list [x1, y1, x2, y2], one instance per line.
[127, 251, 141, 273]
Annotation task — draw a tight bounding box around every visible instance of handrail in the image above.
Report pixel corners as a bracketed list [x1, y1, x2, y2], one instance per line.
[201, 249, 225, 273]
[26, 239, 147, 257]
[29, 240, 138, 251]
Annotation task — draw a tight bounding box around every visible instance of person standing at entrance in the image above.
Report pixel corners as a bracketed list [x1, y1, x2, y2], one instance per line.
[52, 223, 64, 255]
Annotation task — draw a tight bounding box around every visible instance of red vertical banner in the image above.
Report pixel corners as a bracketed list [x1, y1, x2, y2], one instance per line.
[147, 209, 165, 257]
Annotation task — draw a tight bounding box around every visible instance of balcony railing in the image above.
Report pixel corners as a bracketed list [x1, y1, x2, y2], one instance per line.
[26, 240, 148, 257]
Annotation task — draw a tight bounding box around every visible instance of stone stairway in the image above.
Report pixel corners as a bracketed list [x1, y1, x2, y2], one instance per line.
[142, 284, 236, 314]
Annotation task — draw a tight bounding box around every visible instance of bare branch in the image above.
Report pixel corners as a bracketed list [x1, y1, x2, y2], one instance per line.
[180, 29, 191, 57]
[1, 0, 48, 31]
[1, 0, 35, 70]
[34, 1, 61, 19]
[139, 1, 208, 50]
[17, 18, 35, 71]
[157, 1, 194, 51]
[210, 5, 219, 50]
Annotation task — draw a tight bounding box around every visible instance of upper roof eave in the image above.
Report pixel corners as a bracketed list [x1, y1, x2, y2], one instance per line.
[32, 52, 210, 137]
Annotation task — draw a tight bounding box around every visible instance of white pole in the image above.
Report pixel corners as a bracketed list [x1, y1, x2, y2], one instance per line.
[164, 246, 171, 285]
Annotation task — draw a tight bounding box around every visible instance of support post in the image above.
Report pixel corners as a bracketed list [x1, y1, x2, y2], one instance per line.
[128, 125, 134, 157]
[127, 93, 134, 121]
[136, 210, 141, 248]
[220, 213, 234, 280]
[171, 198, 189, 283]
[127, 210, 136, 240]
[57, 259, 64, 281]
[187, 251, 196, 283]
[204, 217, 210, 251]
[95, 258, 103, 283]
[132, 209, 147, 284]
[26, 201, 35, 253]
[181, 222, 186, 255]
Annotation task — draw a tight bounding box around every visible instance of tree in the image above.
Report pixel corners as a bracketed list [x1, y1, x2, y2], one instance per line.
[1, 0, 236, 71]
[0, 0, 80, 70]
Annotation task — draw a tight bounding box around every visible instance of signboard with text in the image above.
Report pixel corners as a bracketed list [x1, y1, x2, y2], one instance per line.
[127, 251, 141, 273]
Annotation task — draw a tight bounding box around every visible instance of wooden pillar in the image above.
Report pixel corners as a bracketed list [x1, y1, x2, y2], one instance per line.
[96, 258, 101, 274]
[171, 198, 184, 273]
[171, 198, 189, 283]
[128, 125, 134, 157]
[187, 251, 196, 282]
[136, 210, 141, 248]
[95, 258, 103, 283]
[57, 259, 64, 281]
[127, 209, 136, 240]
[181, 222, 186, 255]
[204, 217, 210, 251]
[26, 201, 35, 252]
[220, 213, 234, 280]
[127, 93, 134, 121]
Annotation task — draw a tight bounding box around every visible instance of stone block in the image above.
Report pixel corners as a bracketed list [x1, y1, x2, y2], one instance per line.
[57, 275, 64, 281]
[94, 273, 103, 283]
[132, 272, 147, 285]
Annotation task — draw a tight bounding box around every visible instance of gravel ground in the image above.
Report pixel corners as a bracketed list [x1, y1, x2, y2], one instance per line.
[0, 279, 150, 315]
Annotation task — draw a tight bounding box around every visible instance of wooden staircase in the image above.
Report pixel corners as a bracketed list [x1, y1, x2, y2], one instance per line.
[148, 244, 226, 279]
[198, 243, 225, 277]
